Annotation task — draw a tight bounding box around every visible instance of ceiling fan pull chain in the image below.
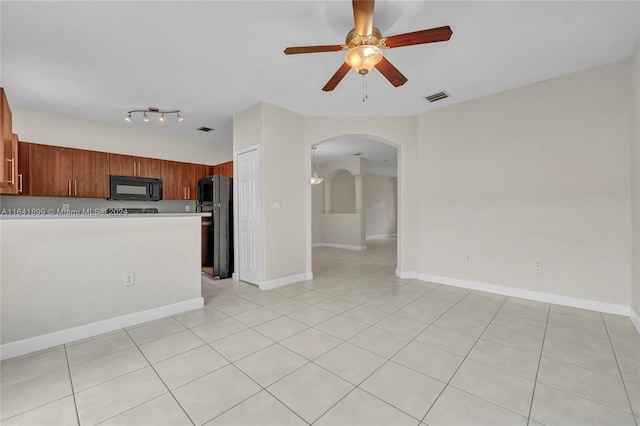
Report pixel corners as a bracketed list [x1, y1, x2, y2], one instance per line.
[362, 74, 368, 103]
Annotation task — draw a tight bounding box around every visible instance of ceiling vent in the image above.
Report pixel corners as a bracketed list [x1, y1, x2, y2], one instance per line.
[197, 127, 214, 132]
[425, 91, 449, 103]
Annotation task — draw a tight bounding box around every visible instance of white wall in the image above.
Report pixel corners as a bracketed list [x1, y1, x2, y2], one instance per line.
[364, 173, 397, 238]
[331, 170, 355, 213]
[631, 40, 640, 316]
[0, 216, 201, 349]
[12, 107, 231, 165]
[322, 214, 366, 249]
[418, 61, 632, 306]
[312, 181, 324, 243]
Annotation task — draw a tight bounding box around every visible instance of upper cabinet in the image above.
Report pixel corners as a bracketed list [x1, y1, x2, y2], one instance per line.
[0, 88, 19, 195]
[213, 161, 233, 178]
[108, 154, 161, 179]
[28, 144, 109, 198]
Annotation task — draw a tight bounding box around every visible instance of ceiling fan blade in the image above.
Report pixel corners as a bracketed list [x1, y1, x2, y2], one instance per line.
[322, 63, 352, 92]
[352, 0, 375, 36]
[374, 57, 408, 87]
[284, 45, 343, 55]
[384, 25, 453, 48]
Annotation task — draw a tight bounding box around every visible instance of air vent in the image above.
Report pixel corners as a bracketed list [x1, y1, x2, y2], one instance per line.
[353, 152, 362, 156]
[197, 127, 214, 132]
[425, 91, 449, 103]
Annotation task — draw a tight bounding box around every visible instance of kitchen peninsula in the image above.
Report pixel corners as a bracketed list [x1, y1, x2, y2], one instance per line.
[0, 212, 206, 359]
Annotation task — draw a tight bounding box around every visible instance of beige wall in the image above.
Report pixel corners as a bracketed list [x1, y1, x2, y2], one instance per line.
[311, 181, 324, 243]
[418, 61, 632, 305]
[364, 173, 397, 238]
[12, 107, 231, 165]
[331, 170, 356, 213]
[631, 40, 640, 315]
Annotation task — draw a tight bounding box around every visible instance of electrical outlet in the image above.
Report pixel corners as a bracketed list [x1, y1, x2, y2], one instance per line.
[534, 260, 543, 270]
[124, 272, 135, 286]
[272, 252, 279, 261]
[185, 205, 190, 212]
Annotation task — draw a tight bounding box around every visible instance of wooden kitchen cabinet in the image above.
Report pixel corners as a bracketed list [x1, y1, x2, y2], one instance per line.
[28, 143, 109, 198]
[17, 140, 29, 195]
[0, 88, 19, 195]
[108, 153, 161, 179]
[160, 160, 210, 200]
[213, 161, 233, 178]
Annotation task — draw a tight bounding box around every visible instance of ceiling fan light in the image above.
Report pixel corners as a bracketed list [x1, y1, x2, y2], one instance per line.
[345, 45, 383, 75]
[311, 172, 324, 185]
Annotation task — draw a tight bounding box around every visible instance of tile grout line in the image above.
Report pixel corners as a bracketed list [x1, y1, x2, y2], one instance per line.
[63, 345, 81, 426]
[524, 302, 551, 426]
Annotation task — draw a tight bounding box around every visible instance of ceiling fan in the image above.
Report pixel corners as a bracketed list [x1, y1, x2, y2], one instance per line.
[283, 0, 453, 92]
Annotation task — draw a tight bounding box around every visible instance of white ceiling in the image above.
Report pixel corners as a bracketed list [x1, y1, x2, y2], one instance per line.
[314, 135, 398, 177]
[1, 1, 639, 166]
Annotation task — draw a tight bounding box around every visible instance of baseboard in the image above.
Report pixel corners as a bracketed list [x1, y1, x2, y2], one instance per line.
[0, 297, 204, 361]
[418, 273, 631, 316]
[260, 273, 313, 290]
[366, 234, 397, 241]
[631, 308, 640, 334]
[232, 272, 238, 281]
[396, 269, 418, 279]
[312, 243, 367, 251]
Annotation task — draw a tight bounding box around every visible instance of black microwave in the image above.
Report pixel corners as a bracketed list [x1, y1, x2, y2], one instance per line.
[109, 175, 162, 201]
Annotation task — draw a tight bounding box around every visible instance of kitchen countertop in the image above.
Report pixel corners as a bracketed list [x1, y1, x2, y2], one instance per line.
[0, 210, 211, 220]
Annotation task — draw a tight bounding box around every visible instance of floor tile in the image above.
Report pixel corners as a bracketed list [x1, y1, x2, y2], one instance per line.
[450, 359, 534, 416]
[234, 344, 308, 387]
[209, 329, 274, 362]
[264, 299, 309, 315]
[127, 318, 187, 345]
[432, 313, 488, 338]
[153, 345, 229, 390]
[231, 306, 282, 327]
[467, 339, 539, 380]
[481, 323, 543, 354]
[174, 308, 227, 328]
[139, 329, 204, 364]
[395, 303, 447, 324]
[314, 297, 358, 314]
[341, 305, 390, 325]
[618, 355, 640, 383]
[610, 335, 640, 361]
[100, 393, 192, 426]
[267, 363, 354, 423]
[392, 340, 464, 382]
[0, 369, 72, 421]
[360, 361, 445, 420]
[190, 316, 248, 343]
[314, 315, 369, 340]
[213, 299, 260, 316]
[287, 306, 336, 326]
[315, 388, 418, 426]
[498, 303, 548, 322]
[448, 304, 497, 322]
[280, 327, 342, 360]
[292, 290, 331, 305]
[70, 346, 148, 392]
[205, 391, 306, 425]
[172, 364, 261, 425]
[66, 330, 135, 365]
[550, 304, 603, 320]
[545, 323, 613, 353]
[625, 379, 640, 416]
[530, 383, 636, 426]
[548, 312, 607, 335]
[0, 395, 78, 426]
[348, 327, 411, 358]
[411, 296, 456, 311]
[491, 313, 546, 337]
[75, 367, 167, 425]
[542, 336, 620, 377]
[504, 297, 549, 311]
[253, 316, 309, 342]
[537, 356, 631, 412]
[415, 325, 478, 357]
[374, 314, 429, 339]
[0, 347, 68, 389]
[315, 342, 386, 385]
[424, 386, 527, 426]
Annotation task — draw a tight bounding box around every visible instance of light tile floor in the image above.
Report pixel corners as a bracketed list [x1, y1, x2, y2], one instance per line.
[2, 239, 639, 425]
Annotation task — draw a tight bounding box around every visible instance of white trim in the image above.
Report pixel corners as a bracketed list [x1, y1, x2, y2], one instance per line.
[312, 243, 367, 251]
[366, 234, 397, 241]
[396, 269, 417, 279]
[260, 273, 313, 290]
[1, 297, 204, 361]
[419, 273, 631, 316]
[232, 272, 239, 281]
[631, 308, 640, 334]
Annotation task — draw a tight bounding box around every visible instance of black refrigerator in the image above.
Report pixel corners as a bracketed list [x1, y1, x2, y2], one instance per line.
[196, 175, 233, 279]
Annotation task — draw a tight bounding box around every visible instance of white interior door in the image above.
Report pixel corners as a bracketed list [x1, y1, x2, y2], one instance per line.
[236, 148, 261, 285]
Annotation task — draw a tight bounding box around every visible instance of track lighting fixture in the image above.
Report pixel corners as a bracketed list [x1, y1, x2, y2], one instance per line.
[125, 107, 183, 123]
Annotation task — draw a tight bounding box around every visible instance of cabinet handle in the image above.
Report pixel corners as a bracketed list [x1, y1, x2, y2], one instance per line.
[133, 162, 137, 176]
[138, 162, 141, 176]
[184, 187, 187, 200]
[18, 174, 23, 193]
[187, 187, 191, 199]
[74, 180, 77, 196]
[68, 180, 72, 196]
[6, 158, 15, 184]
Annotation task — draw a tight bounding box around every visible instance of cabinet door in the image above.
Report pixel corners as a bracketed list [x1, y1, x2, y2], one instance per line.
[160, 160, 178, 200]
[175, 162, 195, 200]
[138, 157, 162, 178]
[17, 141, 29, 195]
[109, 153, 137, 176]
[73, 149, 109, 198]
[28, 143, 73, 196]
[0, 88, 15, 192]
